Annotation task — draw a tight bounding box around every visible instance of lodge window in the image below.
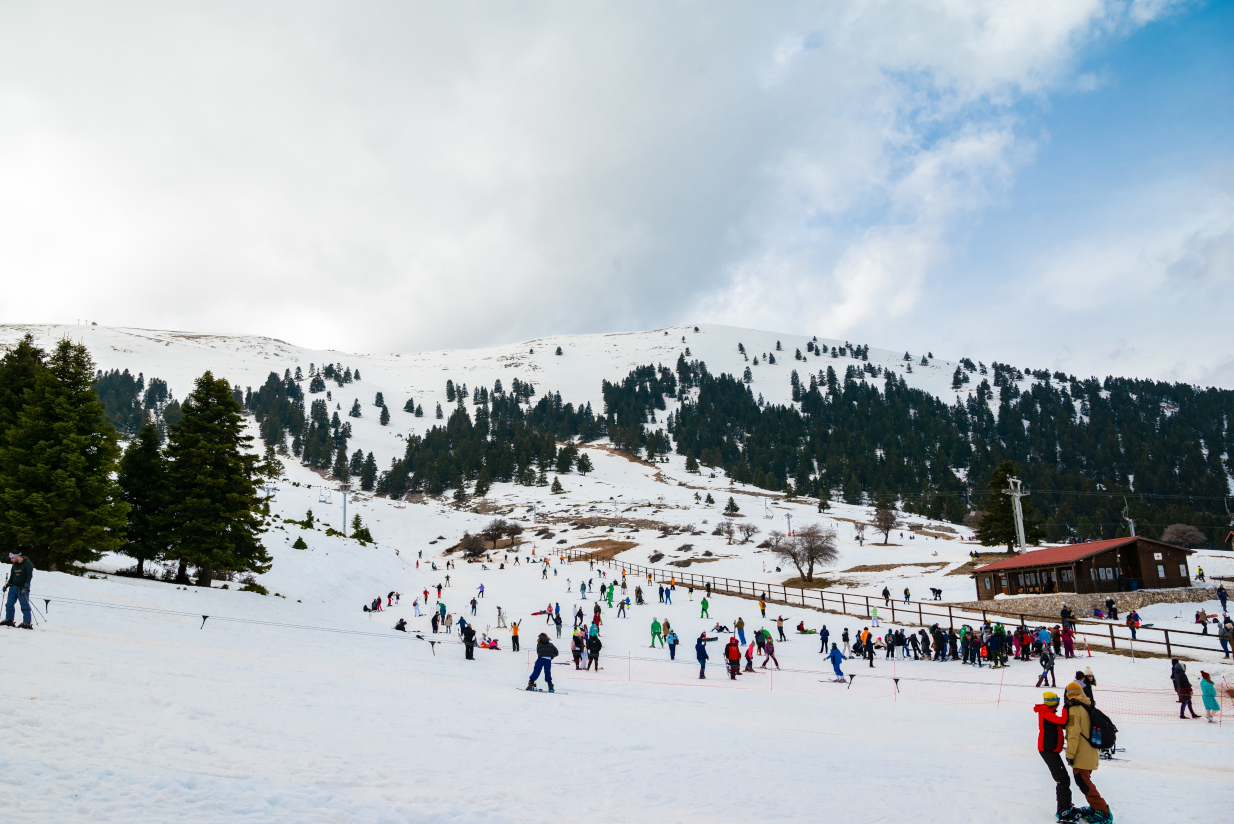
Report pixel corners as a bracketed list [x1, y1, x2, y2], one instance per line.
[984, 576, 992, 590]
[1179, 563, 1187, 577]
[1157, 564, 1166, 578]
[1060, 569, 1073, 583]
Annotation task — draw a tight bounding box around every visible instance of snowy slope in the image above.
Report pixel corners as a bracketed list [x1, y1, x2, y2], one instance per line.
[2, 322, 1231, 823]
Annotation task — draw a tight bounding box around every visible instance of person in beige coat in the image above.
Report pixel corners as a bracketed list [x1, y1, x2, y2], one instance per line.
[1064, 682, 1111, 823]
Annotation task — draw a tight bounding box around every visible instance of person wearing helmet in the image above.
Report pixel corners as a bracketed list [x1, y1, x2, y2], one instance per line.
[1034, 691, 1078, 822]
[724, 636, 742, 679]
[1064, 681, 1111, 823]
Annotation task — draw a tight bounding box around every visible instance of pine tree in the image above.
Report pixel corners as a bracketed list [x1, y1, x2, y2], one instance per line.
[843, 472, 863, 505]
[435, 402, 444, 419]
[446, 380, 456, 402]
[415, 404, 424, 417]
[349, 448, 365, 475]
[724, 496, 740, 515]
[374, 392, 384, 407]
[379, 405, 390, 426]
[685, 453, 699, 473]
[117, 422, 170, 577]
[0, 335, 44, 454]
[353, 369, 361, 381]
[292, 535, 307, 549]
[575, 453, 594, 476]
[349, 399, 362, 418]
[404, 398, 415, 412]
[975, 460, 1046, 552]
[0, 339, 128, 570]
[360, 452, 378, 491]
[551, 476, 564, 494]
[473, 467, 492, 497]
[705, 493, 715, 505]
[743, 367, 753, 383]
[817, 487, 831, 512]
[333, 448, 350, 481]
[555, 346, 563, 356]
[163, 371, 271, 586]
[536, 466, 548, 487]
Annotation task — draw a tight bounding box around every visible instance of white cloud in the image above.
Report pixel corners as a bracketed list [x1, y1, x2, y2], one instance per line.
[0, 0, 1200, 368]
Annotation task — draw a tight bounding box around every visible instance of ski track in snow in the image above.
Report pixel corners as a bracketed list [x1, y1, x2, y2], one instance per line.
[0, 323, 1231, 821]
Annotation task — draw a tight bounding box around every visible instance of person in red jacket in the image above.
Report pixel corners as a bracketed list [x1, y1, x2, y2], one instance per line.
[1035, 691, 1079, 822]
[724, 636, 742, 679]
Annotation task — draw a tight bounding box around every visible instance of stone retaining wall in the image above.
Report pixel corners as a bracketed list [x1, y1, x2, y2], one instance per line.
[948, 587, 1216, 619]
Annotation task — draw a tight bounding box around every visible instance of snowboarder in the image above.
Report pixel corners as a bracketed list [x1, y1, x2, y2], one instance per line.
[1034, 691, 1077, 822]
[2, 551, 34, 629]
[526, 633, 558, 691]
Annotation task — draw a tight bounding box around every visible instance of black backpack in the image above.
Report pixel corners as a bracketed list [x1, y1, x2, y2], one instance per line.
[1082, 705, 1118, 752]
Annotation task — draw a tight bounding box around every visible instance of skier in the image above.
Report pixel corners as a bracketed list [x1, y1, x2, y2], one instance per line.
[827, 643, 846, 681]
[1036, 648, 1057, 688]
[496, 606, 506, 627]
[650, 617, 664, 647]
[1064, 681, 1112, 823]
[700, 597, 710, 619]
[1034, 691, 1078, 822]
[724, 636, 742, 679]
[526, 633, 558, 692]
[477, 583, 485, 598]
[761, 637, 780, 669]
[2, 551, 34, 629]
[775, 615, 786, 641]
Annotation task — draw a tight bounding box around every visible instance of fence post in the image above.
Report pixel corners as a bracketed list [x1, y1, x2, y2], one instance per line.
[801, 588, 805, 606]
[919, 603, 923, 625]
[1108, 624, 1116, 650]
[948, 606, 954, 628]
[891, 601, 896, 624]
[1164, 629, 1171, 658]
[864, 595, 870, 617]
[841, 593, 846, 614]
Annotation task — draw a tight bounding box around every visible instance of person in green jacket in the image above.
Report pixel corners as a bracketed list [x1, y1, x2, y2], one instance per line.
[1200, 670, 1220, 723]
[606, 585, 614, 608]
[650, 617, 663, 647]
[700, 597, 710, 618]
[2, 551, 34, 629]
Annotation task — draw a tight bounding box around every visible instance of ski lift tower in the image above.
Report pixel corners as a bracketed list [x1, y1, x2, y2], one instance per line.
[785, 512, 793, 537]
[339, 482, 351, 537]
[1122, 496, 1136, 537]
[1004, 477, 1028, 554]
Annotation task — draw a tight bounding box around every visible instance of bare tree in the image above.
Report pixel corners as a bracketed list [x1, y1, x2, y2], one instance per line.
[773, 523, 839, 582]
[459, 532, 486, 559]
[504, 522, 524, 547]
[720, 520, 736, 545]
[481, 518, 509, 548]
[766, 529, 786, 551]
[963, 510, 985, 531]
[737, 523, 760, 544]
[873, 506, 900, 544]
[1161, 523, 1207, 546]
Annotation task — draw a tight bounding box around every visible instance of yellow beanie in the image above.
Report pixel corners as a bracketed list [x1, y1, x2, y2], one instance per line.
[1064, 681, 1085, 700]
[1042, 691, 1060, 705]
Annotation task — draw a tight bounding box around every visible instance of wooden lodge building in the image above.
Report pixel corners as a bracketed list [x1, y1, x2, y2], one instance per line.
[971, 537, 1194, 601]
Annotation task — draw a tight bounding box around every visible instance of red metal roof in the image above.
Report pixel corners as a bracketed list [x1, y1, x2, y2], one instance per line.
[972, 537, 1140, 574]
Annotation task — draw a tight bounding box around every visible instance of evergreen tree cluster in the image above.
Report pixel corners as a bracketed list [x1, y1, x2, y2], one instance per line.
[376, 382, 600, 499]
[94, 368, 178, 439]
[668, 358, 1234, 542]
[306, 362, 360, 393]
[601, 364, 676, 455]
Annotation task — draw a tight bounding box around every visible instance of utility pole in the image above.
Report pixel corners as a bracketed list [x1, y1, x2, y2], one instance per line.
[786, 512, 793, 537]
[339, 482, 351, 537]
[1004, 477, 1027, 554]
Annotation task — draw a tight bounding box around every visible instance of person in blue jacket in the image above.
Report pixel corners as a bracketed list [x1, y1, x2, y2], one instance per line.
[695, 632, 716, 679]
[827, 643, 847, 681]
[819, 625, 830, 654]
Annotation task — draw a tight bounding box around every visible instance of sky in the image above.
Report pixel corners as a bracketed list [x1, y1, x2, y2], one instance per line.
[0, 1, 1230, 385]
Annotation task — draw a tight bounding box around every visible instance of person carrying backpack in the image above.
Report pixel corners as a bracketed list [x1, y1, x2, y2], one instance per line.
[1064, 681, 1112, 823]
[1035, 691, 1079, 822]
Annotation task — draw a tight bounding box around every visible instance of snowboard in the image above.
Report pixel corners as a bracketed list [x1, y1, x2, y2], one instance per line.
[520, 687, 567, 694]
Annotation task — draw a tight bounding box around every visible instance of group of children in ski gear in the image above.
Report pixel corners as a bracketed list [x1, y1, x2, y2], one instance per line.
[1034, 678, 1114, 823]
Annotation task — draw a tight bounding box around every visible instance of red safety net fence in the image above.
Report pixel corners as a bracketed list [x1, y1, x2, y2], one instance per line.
[530, 651, 1231, 725]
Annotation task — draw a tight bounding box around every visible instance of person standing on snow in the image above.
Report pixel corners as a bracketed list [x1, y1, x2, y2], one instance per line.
[761, 637, 780, 669]
[1034, 691, 1078, 822]
[870, 606, 879, 628]
[775, 615, 786, 642]
[1064, 681, 1112, 823]
[461, 624, 477, 659]
[571, 630, 585, 669]
[695, 632, 715, 679]
[758, 598, 766, 618]
[827, 643, 846, 681]
[1037, 648, 1057, 688]
[526, 633, 558, 692]
[2, 551, 35, 629]
[585, 632, 602, 671]
[665, 628, 679, 660]
[735, 617, 747, 646]
[882, 587, 891, 606]
[819, 625, 829, 654]
[700, 596, 710, 619]
[724, 636, 742, 679]
[650, 617, 664, 647]
[1200, 670, 1220, 722]
[510, 621, 521, 652]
